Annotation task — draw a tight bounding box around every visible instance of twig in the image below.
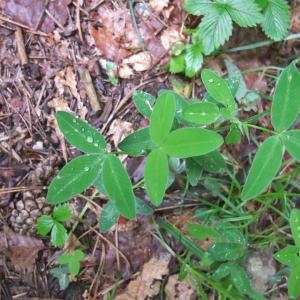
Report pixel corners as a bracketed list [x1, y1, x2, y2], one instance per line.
[15, 27, 28, 64]
[78, 67, 102, 112]
[45, 9, 65, 30]
[76, 0, 84, 43]
[0, 14, 47, 36]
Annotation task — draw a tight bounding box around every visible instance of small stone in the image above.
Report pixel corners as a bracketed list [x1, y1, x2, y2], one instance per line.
[25, 200, 37, 211]
[16, 200, 25, 210]
[30, 209, 40, 218]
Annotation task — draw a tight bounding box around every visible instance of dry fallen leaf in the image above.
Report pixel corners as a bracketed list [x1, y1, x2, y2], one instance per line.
[149, 0, 170, 13]
[3, 0, 71, 32]
[115, 253, 171, 300]
[0, 226, 44, 271]
[165, 274, 197, 300]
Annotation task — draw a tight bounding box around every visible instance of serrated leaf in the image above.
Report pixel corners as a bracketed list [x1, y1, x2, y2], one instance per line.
[136, 197, 154, 216]
[288, 261, 300, 299]
[57, 250, 85, 276]
[161, 128, 223, 158]
[56, 111, 106, 154]
[226, 0, 262, 27]
[229, 264, 253, 295]
[150, 92, 176, 145]
[187, 224, 221, 241]
[169, 55, 185, 74]
[51, 221, 68, 247]
[261, 0, 290, 41]
[145, 149, 169, 206]
[50, 266, 69, 290]
[274, 245, 299, 266]
[102, 155, 136, 219]
[132, 90, 155, 118]
[241, 135, 283, 201]
[290, 209, 300, 248]
[282, 130, 300, 162]
[184, 44, 203, 77]
[118, 127, 155, 156]
[99, 200, 120, 233]
[201, 69, 235, 108]
[183, 0, 213, 15]
[37, 215, 54, 236]
[199, 4, 233, 54]
[53, 205, 72, 222]
[182, 102, 220, 125]
[271, 61, 300, 132]
[47, 154, 103, 205]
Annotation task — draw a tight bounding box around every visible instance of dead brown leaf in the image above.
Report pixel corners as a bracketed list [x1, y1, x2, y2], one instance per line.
[115, 253, 171, 300]
[0, 226, 44, 271]
[3, 0, 72, 33]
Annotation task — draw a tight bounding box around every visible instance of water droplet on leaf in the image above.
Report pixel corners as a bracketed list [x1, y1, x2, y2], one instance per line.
[87, 136, 93, 143]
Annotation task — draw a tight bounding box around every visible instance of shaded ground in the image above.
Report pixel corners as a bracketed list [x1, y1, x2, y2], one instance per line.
[0, 0, 300, 299]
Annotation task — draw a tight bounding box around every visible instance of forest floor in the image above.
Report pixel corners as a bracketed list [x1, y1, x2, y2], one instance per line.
[0, 0, 300, 299]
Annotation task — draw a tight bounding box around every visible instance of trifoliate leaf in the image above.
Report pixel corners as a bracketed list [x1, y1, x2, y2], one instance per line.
[226, 0, 262, 27]
[169, 54, 185, 74]
[53, 205, 72, 222]
[260, 0, 290, 41]
[57, 250, 85, 276]
[184, 44, 203, 77]
[51, 221, 68, 247]
[199, 4, 233, 54]
[183, 0, 214, 15]
[37, 215, 54, 236]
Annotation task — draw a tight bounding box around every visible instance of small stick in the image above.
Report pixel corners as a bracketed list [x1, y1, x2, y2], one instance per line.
[79, 67, 102, 112]
[76, 0, 83, 43]
[15, 27, 28, 64]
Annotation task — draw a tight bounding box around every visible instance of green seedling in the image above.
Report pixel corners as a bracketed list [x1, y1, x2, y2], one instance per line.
[37, 204, 71, 247]
[170, 0, 290, 77]
[275, 209, 300, 299]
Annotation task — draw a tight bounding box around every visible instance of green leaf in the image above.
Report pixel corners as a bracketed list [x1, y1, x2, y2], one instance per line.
[183, 0, 213, 15]
[187, 224, 222, 241]
[290, 209, 300, 248]
[182, 102, 220, 125]
[56, 111, 106, 154]
[199, 4, 233, 54]
[136, 197, 154, 216]
[207, 242, 246, 261]
[102, 154, 136, 219]
[260, 0, 290, 41]
[216, 224, 247, 245]
[145, 149, 169, 206]
[47, 154, 103, 205]
[226, 0, 262, 27]
[51, 221, 68, 247]
[184, 44, 203, 77]
[226, 123, 242, 144]
[53, 205, 72, 222]
[211, 262, 231, 280]
[274, 245, 299, 266]
[201, 69, 235, 108]
[282, 130, 300, 162]
[193, 150, 226, 173]
[169, 54, 185, 74]
[37, 215, 54, 236]
[288, 261, 300, 299]
[118, 127, 155, 156]
[57, 250, 85, 276]
[229, 264, 253, 296]
[99, 200, 120, 233]
[271, 61, 300, 132]
[161, 128, 223, 158]
[185, 158, 203, 186]
[132, 90, 155, 118]
[50, 266, 70, 290]
[150, 92, 176, 145]
[241, 135, 283, 201]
